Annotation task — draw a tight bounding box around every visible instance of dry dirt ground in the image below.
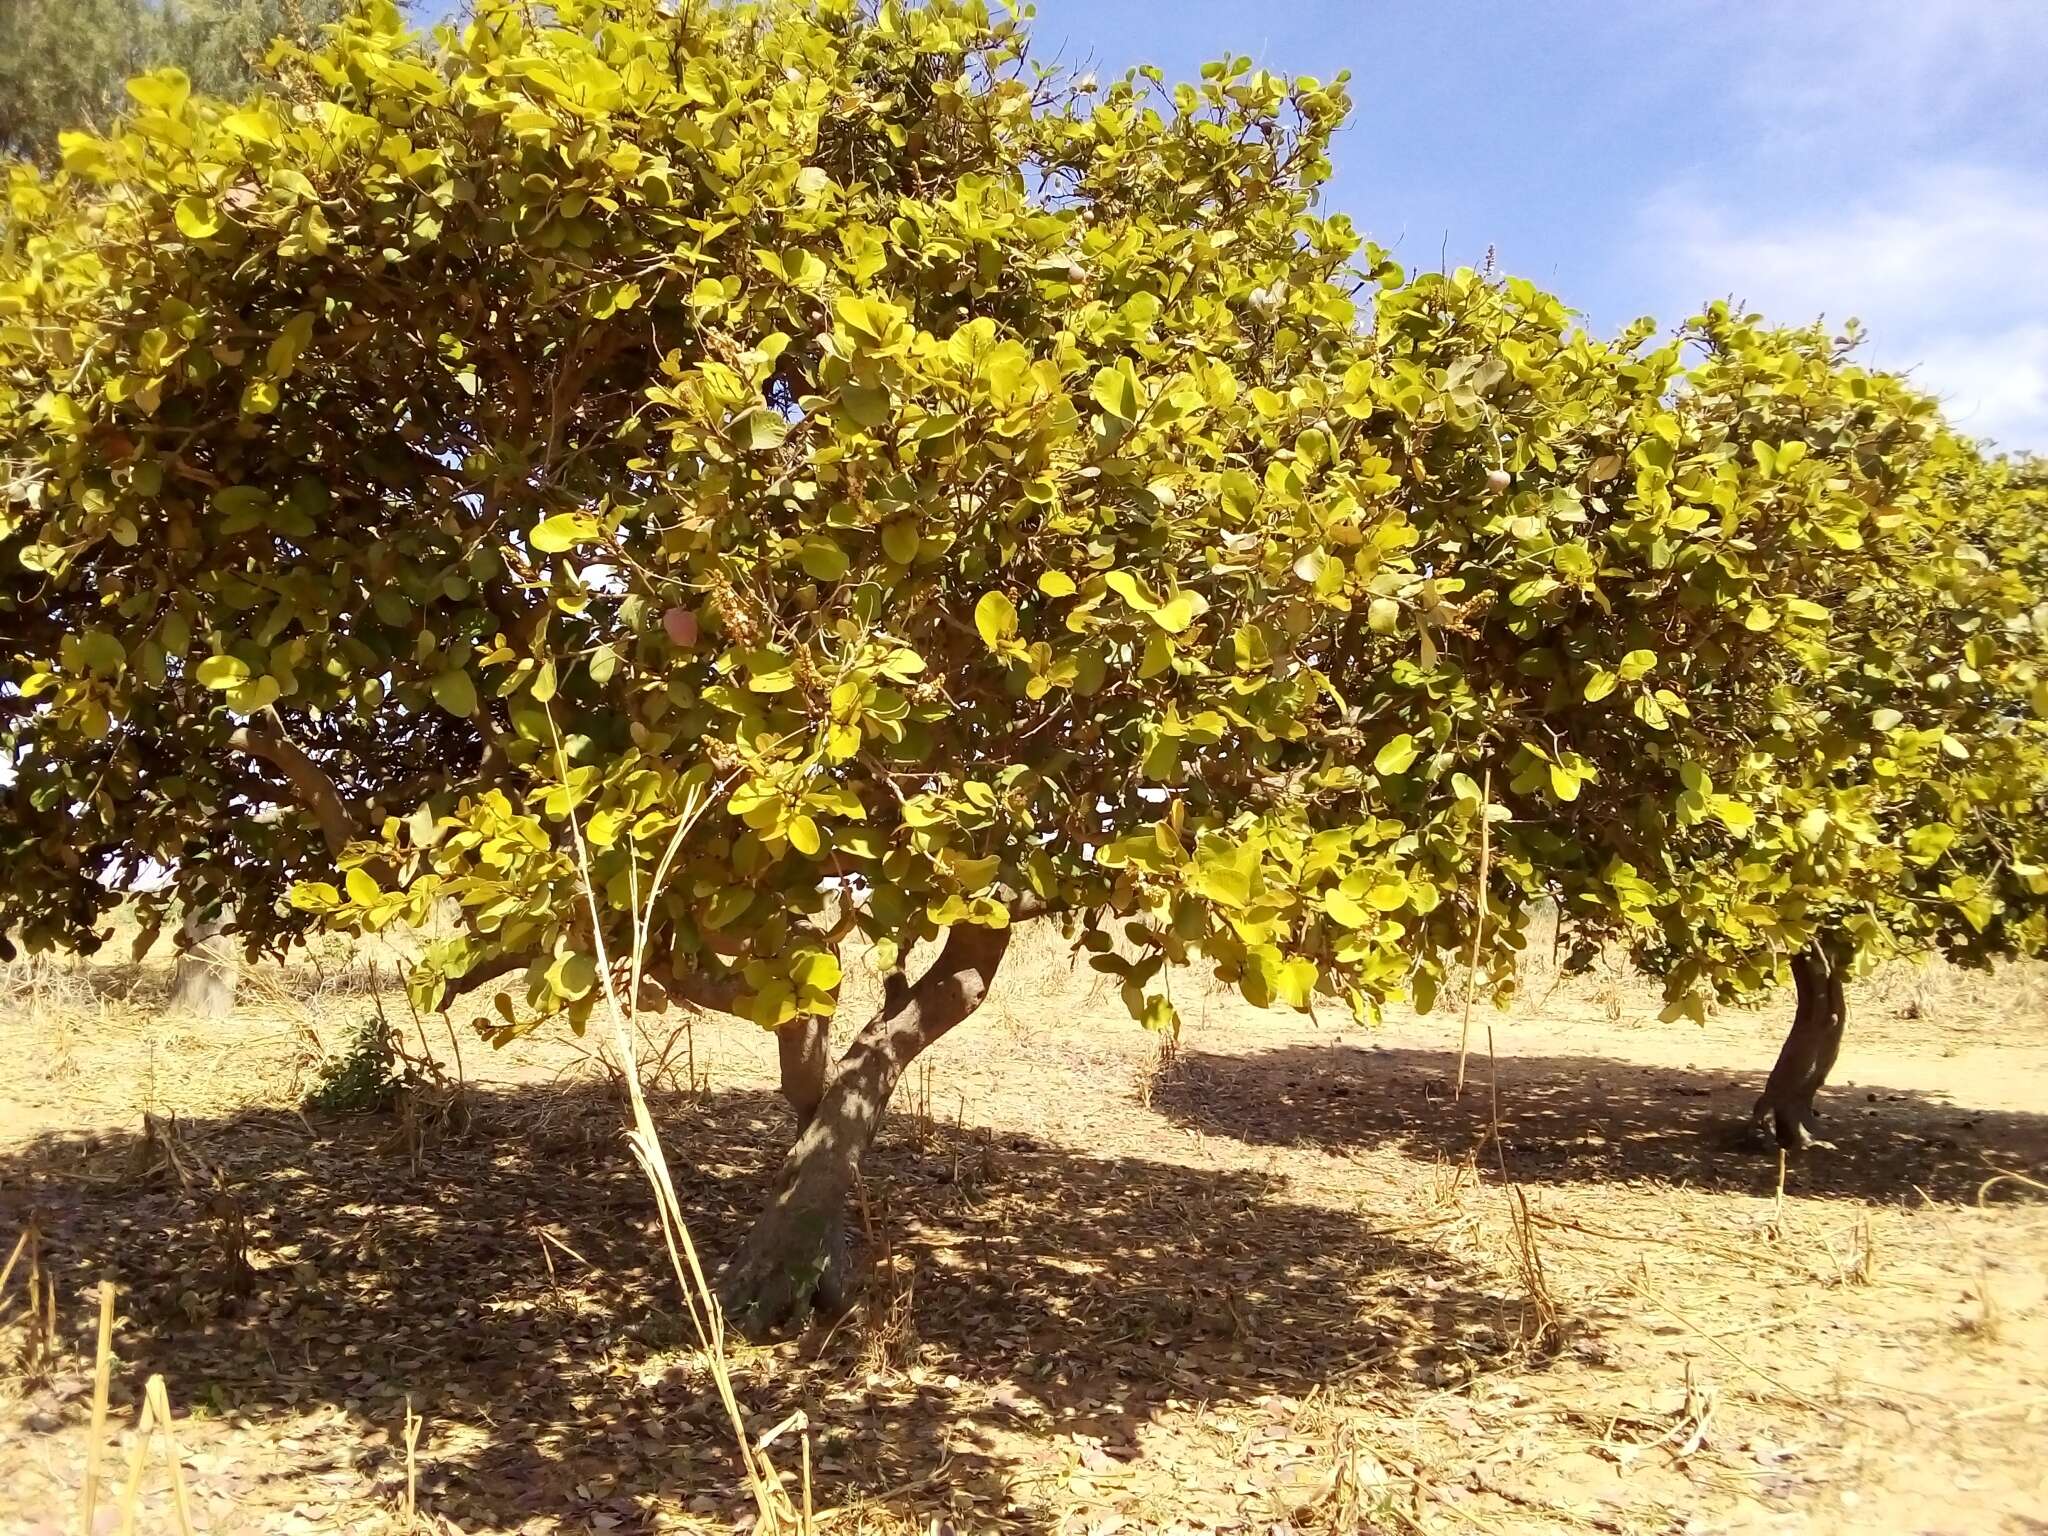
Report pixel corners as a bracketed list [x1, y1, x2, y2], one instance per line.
[3, 935, 2047, 1535]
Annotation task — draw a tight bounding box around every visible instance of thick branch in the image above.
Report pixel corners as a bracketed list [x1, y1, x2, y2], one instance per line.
[796, 921, 1012, 1175]
[228, 724, 358, 859]
[716, 920, 1013, 1334]
[777, 1016, 832, 1129]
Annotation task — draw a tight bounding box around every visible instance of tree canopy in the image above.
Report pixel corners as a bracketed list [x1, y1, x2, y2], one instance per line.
[4, 0, 2045, 1052]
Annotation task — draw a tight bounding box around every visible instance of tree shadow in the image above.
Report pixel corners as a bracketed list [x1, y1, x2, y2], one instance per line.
[1151, 1041, 2048, 1204]
[2, 1079, 1547, 1533]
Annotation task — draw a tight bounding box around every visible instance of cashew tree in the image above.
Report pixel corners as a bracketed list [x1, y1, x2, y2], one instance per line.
[1344, 275, 2048, 1149]
[5, 0, 2042, 1337]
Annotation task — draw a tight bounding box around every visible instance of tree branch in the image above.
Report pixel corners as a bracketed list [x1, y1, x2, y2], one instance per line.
[228, 724, 358, 860]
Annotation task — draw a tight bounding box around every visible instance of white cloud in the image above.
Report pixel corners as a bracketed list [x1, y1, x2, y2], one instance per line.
[1712, 0, 2048, 151]
[1637, 165, 2048, 452]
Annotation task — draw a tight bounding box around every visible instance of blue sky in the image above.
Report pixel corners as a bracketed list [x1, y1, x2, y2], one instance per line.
[419, 2, 2047, 451]
[1008, 0, 2048, 453]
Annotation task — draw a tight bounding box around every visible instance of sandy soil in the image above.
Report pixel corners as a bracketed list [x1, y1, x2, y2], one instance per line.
[3, 939, 2045, 1534]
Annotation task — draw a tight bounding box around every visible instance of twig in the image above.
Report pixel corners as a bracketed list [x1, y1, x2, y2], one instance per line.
[1623, 1275, 1869, 1427]
[1454, 768, 1492, 1099]
[546, 712, 788, 1530]
[1977, 1163, 2048, 1205]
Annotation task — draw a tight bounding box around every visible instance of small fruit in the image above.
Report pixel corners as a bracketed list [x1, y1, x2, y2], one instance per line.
[1486, 468, 1512, 494]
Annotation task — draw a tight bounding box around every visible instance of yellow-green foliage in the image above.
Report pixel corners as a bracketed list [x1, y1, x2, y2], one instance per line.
[3, 0, 2044, 1037]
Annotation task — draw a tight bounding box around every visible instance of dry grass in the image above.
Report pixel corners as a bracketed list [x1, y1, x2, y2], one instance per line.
[4, 927, 2048, 1533]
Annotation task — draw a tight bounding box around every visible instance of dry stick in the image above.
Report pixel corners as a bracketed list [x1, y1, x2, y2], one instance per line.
[145, 1376, 196, 1536]
[114, 1389, 159, 1536]
[401, 1396, 423, 1531]
[0, 1224, 28, 1300]
[1453, 769, 1493, 1099]
[80, 1280, 116, 1536]
[547, 722, 784, 1529]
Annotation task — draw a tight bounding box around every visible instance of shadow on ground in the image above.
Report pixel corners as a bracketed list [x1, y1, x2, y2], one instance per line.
[2, 1079, 1532, 1533]
[1152, 1041, 2048, 1204]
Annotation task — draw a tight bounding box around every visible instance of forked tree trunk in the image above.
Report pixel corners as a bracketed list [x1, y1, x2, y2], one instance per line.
[721, 925, 1011, 1338]
[168, 907, 237, 1017]
[1754, 945, 1846, 1150]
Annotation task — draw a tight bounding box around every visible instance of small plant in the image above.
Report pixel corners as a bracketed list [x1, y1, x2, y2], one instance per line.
[303, 1015, 400, 1115]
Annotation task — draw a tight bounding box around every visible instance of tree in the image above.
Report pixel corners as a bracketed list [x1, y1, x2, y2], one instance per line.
[3, 0, 2041, 1333]
[1345, 284, 2048, 1150]
[0, 0, 353, 168]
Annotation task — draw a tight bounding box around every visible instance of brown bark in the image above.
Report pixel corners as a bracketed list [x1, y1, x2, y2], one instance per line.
[228, 725, 356, 860]
[1755, 945, 1847, 1151]
[719, 924, 1011, 1338]
[775, 1015, 832, 1131]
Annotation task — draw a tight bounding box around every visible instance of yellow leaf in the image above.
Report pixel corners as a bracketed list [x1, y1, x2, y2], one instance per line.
[974, 591, 1018, 650]
[788, 814, 822, 856]
[125, 68, 190, 115]
[1373, 734, 1419, 775]
[174, 195, 221, 240]
[530, 512, 598, 553]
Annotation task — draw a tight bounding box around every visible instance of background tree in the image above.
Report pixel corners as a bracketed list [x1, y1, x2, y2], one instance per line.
[1344, 280, 2048, 1149]
[0, 0, 353, 168]
[4, 0, 2041, 1332]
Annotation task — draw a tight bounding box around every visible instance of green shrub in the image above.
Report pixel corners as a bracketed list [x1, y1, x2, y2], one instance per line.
[303, 1015, 399, 1115]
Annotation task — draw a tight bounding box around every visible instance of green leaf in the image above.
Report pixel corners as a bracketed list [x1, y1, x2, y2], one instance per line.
[1038, 570, 1077, 597]
[432, 668, 479, 719]
[1152, 590, 1207, 634]
[344, 868, 381, 906]
[76, 631, 125, 677]
[974, 591, 1018, 651]
[126, 68, 191, 114]
[231, 674, 282, 712]
[1275, 956, 1318, 1009]
[1366, 879, 1411, 911]
[547, 951, 598, 1001]
[1187, 838, 1257, 908]
[1090, 365, 1140, 421]
[1366, 597, 1399, 634]
[1323, 889, 1373, 928]
[881, 519, 920, 565]
[1141, 994, 1179, 1035]
[732, 407, 790, 452]
[267, 312, 316, 376]
[240, 378, 280, 415]
[1582, 669, 1617, 702]
[797, 536, 850, 582]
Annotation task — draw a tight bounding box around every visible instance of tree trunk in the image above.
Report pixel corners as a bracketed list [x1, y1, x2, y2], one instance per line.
[168, 907, 237, 1017]
[720, 925, 1010, 1338]
[775, 1015, 832, 1131]
[1754, 946, 1846, 1150]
